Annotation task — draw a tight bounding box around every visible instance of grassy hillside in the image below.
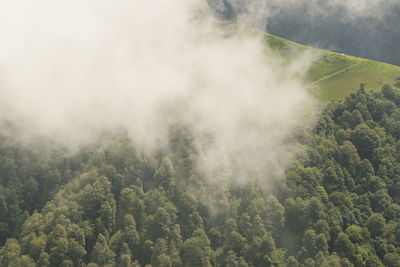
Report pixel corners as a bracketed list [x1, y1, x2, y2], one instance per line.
[264, 34, 400, 100]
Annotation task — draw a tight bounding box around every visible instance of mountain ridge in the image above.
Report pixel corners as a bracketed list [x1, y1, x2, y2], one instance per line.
[264, 33, 400, 100]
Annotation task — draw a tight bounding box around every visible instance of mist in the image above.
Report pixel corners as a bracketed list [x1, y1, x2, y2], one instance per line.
[0, 0, 317, 189]
[211, 0, 400, 66]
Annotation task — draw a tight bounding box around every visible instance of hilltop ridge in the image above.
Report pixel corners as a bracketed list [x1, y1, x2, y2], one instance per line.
[264, 34, 400, 100]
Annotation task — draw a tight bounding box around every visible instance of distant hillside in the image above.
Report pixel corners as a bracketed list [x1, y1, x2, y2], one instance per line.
[208, 0, 400, 66]
[264, 34, 400, 100]
[265, 2, 400, 66]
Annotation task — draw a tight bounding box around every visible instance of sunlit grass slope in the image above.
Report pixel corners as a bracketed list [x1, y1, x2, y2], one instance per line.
[264, 34, 400, 100]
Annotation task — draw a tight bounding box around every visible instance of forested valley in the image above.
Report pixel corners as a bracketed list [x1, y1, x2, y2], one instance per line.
[0, 84, 400, 266]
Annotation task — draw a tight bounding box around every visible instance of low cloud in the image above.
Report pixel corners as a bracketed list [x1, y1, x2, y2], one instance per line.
[0, 0, 317, 190]
[213, 0, 399, 23]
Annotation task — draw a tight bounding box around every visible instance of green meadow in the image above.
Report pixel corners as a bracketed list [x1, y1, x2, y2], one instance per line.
[264, 34, 400, 100]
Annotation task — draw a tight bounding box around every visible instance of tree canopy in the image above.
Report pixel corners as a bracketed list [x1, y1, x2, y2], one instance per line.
[1, 84, 400, 266]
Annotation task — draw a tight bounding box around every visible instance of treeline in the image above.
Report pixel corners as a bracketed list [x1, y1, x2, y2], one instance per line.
[1, 85, 400, 266]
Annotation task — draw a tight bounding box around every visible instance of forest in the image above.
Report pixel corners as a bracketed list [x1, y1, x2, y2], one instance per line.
[0, 83, 400, 266]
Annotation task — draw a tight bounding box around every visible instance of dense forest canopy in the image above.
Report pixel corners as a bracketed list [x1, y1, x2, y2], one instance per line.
[1, 84, 400, 266]
[1, 1, 400, 267]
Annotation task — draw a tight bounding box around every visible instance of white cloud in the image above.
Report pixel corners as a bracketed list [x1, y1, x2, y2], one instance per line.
[0, 0, 317, 190]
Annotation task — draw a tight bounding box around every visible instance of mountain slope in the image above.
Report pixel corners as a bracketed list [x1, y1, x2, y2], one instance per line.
[2, 86, 400, 266]
[265, 34, 400, 100]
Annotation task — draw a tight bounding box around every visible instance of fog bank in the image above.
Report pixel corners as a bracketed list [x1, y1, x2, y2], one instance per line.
[0, 0, 317, 187]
